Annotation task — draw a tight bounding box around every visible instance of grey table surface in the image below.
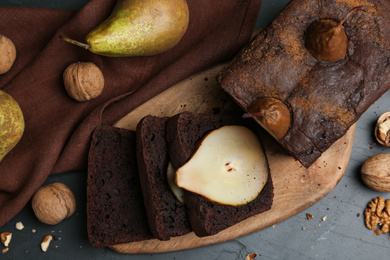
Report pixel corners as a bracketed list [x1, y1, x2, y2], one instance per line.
[0, 0, 389, 259]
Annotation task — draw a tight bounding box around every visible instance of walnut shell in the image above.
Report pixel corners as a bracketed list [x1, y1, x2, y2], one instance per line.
[31, 182, 76, 225]
[361, 153, 390, 192]
[375, 112, 390, 147]
[63, 62, 104, 102]
[0, 34, 16, 75]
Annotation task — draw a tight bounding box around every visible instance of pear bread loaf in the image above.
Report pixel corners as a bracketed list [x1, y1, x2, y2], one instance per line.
[166, 111, 274, 237]
[87, 112, 274, 246]
[136, 115, 192, 241]
[217, 0, 390, 167]
[87, 125, 153, 247]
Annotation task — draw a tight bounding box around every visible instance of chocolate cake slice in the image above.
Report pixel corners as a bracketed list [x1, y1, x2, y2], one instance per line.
[87, 125, 153, 247]
[166, 111, 274, 237]
[136, 115, 192, 241]
[217, 0, 390, 167]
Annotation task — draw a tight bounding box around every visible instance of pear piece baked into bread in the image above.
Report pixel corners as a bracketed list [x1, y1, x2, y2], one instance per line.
[136, 115, 192, 241]
[218, 0, 390, 167]
[166, 111, 274, 237]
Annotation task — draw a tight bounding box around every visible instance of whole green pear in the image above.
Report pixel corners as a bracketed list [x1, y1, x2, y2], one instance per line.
[60, 0, 189, 57]
[0, 90, 24, 162]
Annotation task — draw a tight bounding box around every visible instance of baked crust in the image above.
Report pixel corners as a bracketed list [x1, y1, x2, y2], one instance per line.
[218, 0, 390, 167]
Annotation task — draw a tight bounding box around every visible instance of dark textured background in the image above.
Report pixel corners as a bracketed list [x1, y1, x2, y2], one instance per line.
[1, 1, 389, 259]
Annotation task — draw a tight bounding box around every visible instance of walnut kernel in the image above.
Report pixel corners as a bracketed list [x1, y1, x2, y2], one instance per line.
[0, 34, 16, 75]
[375, 112, 390, 147]
[0, 232, 12, 247]
[15, 221, 24, 230]
[245, 253, 258, 260]
[364, 197, 390, 236]
[41, 235, 53, 252]
[63, 62, 104, 102]
[31, 182, 76, 225]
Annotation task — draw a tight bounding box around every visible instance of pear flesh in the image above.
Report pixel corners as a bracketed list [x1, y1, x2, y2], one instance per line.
[0, 90, 24, 162]
[167, 162, 185, 203]
[61, 0, 189, 57]
[176, 125, 268, 206]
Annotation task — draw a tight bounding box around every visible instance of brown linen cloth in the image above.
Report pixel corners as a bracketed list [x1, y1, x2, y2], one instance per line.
[0, 0, 262, 227]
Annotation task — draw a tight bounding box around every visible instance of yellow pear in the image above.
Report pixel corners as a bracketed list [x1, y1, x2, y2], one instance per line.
[60, 0, 189, 57]
[0, 90, 24, 162]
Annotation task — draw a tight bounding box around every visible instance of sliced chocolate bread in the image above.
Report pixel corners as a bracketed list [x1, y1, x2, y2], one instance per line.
[166, 111, 274, 237]
[87, 125, 153, 247]
[136, 115, 192, 241]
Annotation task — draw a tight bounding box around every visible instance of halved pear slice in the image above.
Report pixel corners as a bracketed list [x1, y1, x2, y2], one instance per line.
[167, 162, 185, 203]
[176, 125, 268, 206]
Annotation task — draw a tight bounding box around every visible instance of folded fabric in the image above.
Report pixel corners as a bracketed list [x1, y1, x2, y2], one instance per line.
[0, 0, 262, 227]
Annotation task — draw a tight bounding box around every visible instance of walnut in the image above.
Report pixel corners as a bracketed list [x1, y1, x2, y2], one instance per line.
[364, 197, 390, 236]
[31, 182, 76, 225]
[361, 153, 390, 192]
[375, 112, 390, 147]
[63, 62, 104, 102]
[0, 34, 16, 75]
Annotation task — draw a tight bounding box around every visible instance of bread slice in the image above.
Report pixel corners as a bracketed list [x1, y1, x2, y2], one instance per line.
[166, 111, 274, 237]
[87, 125, 153, 247]
[136, 115, 192, 240]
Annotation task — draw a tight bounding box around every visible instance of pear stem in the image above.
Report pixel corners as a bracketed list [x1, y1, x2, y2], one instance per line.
[58, 35, 91, 50]
[338, 5, 366, 27]
[242, 111, 264, 119]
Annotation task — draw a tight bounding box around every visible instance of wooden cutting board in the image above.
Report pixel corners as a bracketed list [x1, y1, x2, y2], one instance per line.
[110, 63, 355, 254]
